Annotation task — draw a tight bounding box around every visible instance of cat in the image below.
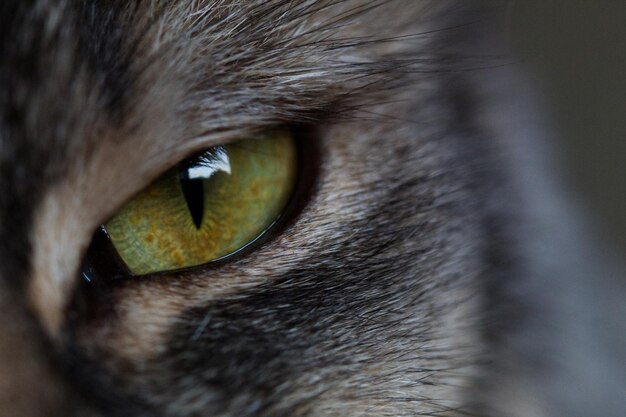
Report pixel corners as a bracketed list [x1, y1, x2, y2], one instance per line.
[0, 1, 625, 416]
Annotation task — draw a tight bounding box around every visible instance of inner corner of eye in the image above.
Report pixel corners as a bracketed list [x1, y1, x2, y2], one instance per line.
[99, 130, 298, 277]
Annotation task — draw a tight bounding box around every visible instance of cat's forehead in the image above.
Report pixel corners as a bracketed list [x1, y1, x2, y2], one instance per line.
[1, 0, 437, 171]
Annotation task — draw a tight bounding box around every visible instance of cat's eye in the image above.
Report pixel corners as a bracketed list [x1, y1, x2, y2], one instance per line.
[99, 131, 297, 276]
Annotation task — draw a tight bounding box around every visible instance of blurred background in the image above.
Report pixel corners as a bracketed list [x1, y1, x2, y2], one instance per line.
[511, 1, 626, 256]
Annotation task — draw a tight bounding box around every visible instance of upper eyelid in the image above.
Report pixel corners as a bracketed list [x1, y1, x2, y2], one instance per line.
[147, 125, 291, 175]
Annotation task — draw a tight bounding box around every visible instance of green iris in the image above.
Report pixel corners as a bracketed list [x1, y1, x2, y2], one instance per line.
[103, 131, 297, 276]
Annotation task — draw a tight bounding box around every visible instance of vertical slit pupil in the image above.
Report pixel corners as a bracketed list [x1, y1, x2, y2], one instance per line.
[177, 146, 231, 230]
[179, 168, 205, 230]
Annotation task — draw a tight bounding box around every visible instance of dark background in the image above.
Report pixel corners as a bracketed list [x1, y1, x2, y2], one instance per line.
[511, 1, 626, 256]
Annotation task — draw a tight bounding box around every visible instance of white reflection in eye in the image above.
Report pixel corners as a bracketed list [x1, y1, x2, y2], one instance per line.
[187, 146, 232, 180]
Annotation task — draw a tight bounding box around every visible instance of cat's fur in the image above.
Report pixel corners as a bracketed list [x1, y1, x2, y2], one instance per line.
[0, 1, 625, 416]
